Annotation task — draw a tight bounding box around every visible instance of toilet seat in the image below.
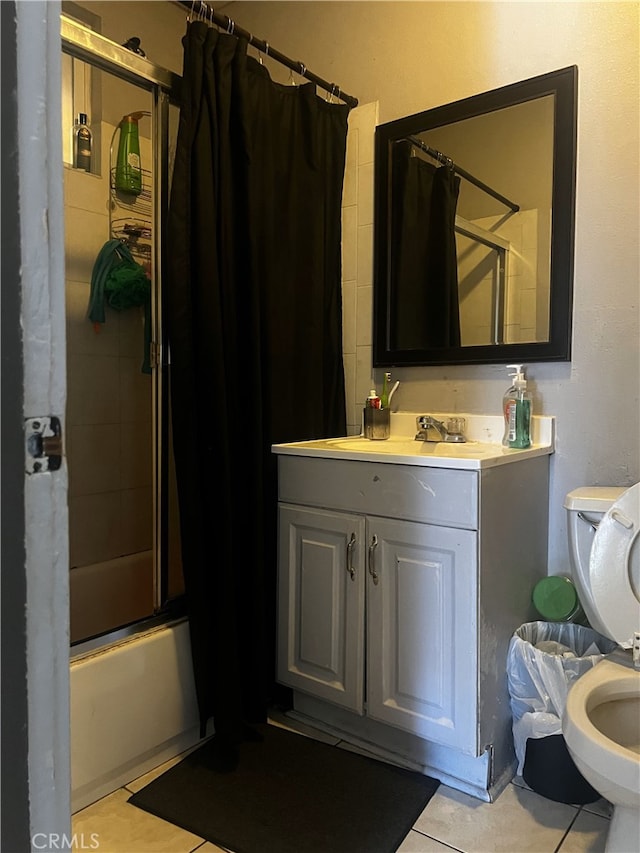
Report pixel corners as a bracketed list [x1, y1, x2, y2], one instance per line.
[589, 483, 640, 646]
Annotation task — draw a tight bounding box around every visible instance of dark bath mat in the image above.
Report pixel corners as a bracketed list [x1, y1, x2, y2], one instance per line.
[128, 722, 439, 853]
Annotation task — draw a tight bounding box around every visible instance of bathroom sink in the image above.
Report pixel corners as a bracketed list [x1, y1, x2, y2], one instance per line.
[325, 436, 481, 456]
[274, 432, 553, 470]
[272, 413, 555, 470]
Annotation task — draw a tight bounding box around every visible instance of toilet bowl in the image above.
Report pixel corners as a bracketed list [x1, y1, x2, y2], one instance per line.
[562, 483, 640, 853]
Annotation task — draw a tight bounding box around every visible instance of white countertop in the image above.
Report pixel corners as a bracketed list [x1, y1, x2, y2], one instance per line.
[272, 413, 555, 470]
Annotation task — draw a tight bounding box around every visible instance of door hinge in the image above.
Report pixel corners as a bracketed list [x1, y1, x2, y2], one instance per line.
[25, 416, 63, 474]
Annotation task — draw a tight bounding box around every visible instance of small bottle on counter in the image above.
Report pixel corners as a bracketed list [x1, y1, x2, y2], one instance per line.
[73, 113, 92, 172]
[366, 389, 381, 409]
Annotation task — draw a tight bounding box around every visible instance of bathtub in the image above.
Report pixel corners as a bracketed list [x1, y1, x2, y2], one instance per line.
[70, 618, 202, 812]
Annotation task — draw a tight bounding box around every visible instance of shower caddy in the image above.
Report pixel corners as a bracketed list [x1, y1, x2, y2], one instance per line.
[109, 111, 153, 271]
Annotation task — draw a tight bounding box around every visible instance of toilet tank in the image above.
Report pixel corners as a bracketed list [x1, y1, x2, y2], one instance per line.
[564, 487, 628, 619]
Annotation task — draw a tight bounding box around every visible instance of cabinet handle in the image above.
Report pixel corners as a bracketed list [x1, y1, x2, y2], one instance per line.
[368, 534, 379, 585]
[346, 533, 356, 580]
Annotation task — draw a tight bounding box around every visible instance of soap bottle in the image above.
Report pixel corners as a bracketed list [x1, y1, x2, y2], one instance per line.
[73, 113, 92, 172]
[501, 364, 532, 448]
[115, 113, 143, 196]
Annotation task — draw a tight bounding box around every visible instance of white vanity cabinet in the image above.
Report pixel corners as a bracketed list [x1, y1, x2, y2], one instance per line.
[278, 502, 477, 751]
[275, 448, 551, 800]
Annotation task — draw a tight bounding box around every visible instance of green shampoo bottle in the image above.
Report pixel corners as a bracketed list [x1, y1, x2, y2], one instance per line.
[115, 113, 143, 196]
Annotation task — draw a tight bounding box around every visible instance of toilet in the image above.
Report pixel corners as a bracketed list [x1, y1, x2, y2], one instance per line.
[562, 484, 640, 853]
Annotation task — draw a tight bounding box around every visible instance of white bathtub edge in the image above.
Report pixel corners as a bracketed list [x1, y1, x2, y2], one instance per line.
[70, 619, 203, 813]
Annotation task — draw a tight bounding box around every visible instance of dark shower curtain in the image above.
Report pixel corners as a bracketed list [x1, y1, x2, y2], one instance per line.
[166, 22, 350, 747]
[390, 140, 461, 349]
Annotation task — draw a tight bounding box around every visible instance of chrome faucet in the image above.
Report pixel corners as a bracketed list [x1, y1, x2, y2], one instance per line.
[414, 415, 466, 443]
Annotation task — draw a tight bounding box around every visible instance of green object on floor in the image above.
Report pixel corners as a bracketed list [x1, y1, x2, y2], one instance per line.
[532, 576, 585, 622]
[87, 238, 152, 374]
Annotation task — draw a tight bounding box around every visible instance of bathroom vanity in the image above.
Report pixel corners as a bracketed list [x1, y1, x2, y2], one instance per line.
[272, 414, 554, 801]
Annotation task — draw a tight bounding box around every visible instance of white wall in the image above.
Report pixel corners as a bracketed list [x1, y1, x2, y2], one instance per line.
[80, 0, 640, 571]
[227, 1, 640, 575]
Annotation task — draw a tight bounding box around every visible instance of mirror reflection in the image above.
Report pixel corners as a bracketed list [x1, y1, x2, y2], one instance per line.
[374, 66, 577, 366]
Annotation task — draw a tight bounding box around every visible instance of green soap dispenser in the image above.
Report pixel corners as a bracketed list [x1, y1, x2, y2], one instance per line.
[502, 364, 532, 448]
[115, 112, 143, 196]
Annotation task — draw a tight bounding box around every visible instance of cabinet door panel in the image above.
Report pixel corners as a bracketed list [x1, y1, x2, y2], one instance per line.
[277, 505, 365, 712]
[367, 517, 478, 752]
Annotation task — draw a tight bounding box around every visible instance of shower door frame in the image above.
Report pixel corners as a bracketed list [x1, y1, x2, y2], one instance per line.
[62, 15, 183, 644]
[455, 215, 510, 346]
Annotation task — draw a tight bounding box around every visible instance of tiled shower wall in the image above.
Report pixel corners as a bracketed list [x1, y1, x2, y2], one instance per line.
[341, 101, 379, 435]
[458, 208, 544, 345]
[64, 122, 154, 642]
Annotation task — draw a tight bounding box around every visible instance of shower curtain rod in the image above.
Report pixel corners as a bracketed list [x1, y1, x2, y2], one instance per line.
[176, 0, 359, 108]
[406, 135, 520, 213]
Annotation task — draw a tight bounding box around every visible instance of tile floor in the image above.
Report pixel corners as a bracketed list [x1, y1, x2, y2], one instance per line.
[72, 711, 612, 853]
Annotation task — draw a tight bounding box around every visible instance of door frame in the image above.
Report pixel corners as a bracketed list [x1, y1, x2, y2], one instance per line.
[4, 0, 72, 844]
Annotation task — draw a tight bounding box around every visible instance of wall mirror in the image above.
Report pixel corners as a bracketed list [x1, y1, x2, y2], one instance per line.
[373, 66, 577, 367]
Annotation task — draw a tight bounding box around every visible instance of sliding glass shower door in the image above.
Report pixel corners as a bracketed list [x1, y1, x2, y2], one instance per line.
[62, 16, 183, 645]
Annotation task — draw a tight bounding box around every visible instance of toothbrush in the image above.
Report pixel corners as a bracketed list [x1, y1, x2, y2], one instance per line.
[387, 381, 400, 405]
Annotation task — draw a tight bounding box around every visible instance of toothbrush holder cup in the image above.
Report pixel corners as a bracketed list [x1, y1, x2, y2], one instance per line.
[363, 407, 390, 440]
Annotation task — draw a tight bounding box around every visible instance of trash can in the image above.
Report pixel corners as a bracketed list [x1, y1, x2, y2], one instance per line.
[507, 621, 617, 804]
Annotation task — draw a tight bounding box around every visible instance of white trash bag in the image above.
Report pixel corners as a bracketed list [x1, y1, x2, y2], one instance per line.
[506, 621, 617, 775]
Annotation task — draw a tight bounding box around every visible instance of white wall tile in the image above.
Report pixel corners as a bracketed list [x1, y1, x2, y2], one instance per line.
[342, 204, 358, 282]
[343, 129, 358, 207]
[119, 357, 152, 424]
[67, 354, 121, 426]
[520, 287, 537, 330]
[357, 223, 374, 287]
[342, 351, 358, 433]
[342, 279, 357, 355]
[120, 424, 153, 490]
[356, 284, 373, 347]
[64, 165, 109, 218]
[69, 490, 122, 568]
[119, 305, 147, 360]
[66, 280, 120, 357]
[342, 102, 378, 426]
[69, 552, 154, 645]
[356, 344, 375, 409]
[357, 161, 374, 226]
[349, 101, 378, 164]
[68, 423, 121, 498]
[64, 206, 109, 283]
[120, 487, 153, 555]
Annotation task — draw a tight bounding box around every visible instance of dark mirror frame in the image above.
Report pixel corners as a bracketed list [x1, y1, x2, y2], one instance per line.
[373, 66, 578, 367]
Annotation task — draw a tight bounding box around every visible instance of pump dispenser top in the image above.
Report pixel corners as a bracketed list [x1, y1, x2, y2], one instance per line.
[502, 364, 532, 448]
[508, 364, 527, 389]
